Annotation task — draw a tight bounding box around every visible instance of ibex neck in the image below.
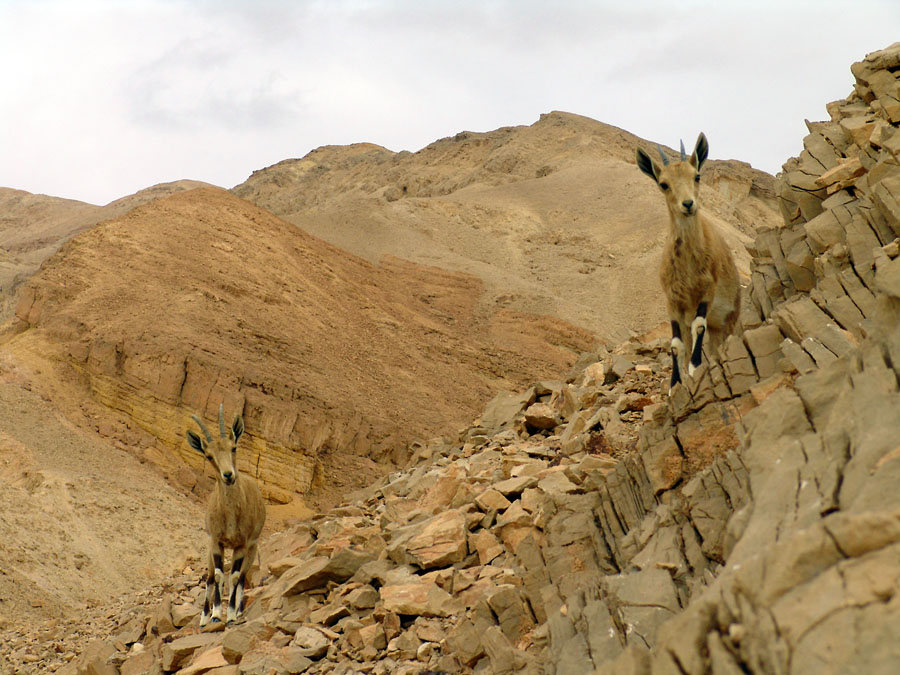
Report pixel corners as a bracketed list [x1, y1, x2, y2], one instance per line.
[668, 211, 708, 257]
[216, 475, 241, 500]
[669, 208, 701, 229]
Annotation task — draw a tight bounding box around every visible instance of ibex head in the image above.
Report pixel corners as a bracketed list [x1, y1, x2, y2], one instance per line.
[635, 132, 709, 218]
[186, 403, 246, 486]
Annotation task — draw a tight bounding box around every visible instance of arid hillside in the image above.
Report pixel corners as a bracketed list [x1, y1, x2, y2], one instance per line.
[8, 187, 594, 512]
[0, 181, 215, 318]
[234, 111, 781, 342]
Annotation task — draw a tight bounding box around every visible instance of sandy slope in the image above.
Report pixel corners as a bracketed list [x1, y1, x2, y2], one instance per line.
[0, 353, 204, 638]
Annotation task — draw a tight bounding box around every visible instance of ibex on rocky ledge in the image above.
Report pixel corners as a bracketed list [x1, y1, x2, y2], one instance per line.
[187, 404, 266, 625]
[635, 133, 740, 393]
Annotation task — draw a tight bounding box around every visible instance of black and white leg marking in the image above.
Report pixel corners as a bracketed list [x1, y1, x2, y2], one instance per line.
[212, 551, 225, 624]
[227, 553, 245, 624]
[200, 569, 214, 627]
[669, 320, 685, 395]
[201, 550, 224, 626]
[689, 302, 708, 377]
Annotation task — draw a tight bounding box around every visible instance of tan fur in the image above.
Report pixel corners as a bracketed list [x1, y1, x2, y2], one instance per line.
[187, 406, 266, 625]
[636, 134, 740, 385]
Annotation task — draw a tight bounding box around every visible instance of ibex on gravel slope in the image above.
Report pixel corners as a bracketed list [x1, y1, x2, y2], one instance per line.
[187, 404, 266, 625]
[636, 133, 740, 394]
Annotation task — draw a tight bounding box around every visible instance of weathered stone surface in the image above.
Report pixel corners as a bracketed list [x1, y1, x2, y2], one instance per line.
[221, 619, 273, 664]
[815, 156, 865, 192]
[873, 172, 900, 236]
[161, 634, 221, 672]
[177, 646, 228, 675]
[492, 475, 539, 496]
[523, 402, 560, 430]
[345, 584, 379, 609]
[805, 208, 847, 253]
[481, 625, 530, 674]
[470, 528, 505, 565]
[236, 646, 312, 675]
[642, 434, 683, 495]
[475, 487, 512, 512]
[357, 623, 387, 651]
[481, 389, 535, 432]
[273, 557, 332, 596]
[743, 323, 785, 378]
[720, 334, 758, 394]
[307, 602, 350, 626]
[290, 627, 331, 660]
[171, 603, 200, 628]
[380, 580, 458, 617]
[387, 508, 468, 568]
[120, 649, 157, 675]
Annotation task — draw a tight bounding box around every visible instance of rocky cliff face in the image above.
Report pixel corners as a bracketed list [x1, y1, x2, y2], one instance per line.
[586, 41, 900, 673]
[42, 43, 900, 675]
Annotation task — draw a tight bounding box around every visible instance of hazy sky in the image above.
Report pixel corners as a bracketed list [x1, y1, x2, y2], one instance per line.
[2, 0, 898, 205]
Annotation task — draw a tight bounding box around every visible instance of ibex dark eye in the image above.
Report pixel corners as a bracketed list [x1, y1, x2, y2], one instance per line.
[694, 174, 700, 183]
[659, 182, 669, 191]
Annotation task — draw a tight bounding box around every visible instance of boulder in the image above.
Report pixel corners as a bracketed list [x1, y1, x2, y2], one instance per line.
[387, 508, 468, 568]
[523, 403, 560, 431]
[380, 580, 459, 617]
[290, 626, 331, 660]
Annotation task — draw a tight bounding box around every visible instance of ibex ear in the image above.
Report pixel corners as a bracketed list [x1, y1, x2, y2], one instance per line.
[186, 430, 206, 453]
[635, 148, 660, 183]
[691, 133, 709, 171]
[232, 415, 245, 444]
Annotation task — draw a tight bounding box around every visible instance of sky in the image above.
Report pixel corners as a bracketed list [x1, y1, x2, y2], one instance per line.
[1, 0, 899, 206]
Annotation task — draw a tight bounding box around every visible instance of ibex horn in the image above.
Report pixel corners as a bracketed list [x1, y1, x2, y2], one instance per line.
[656, 144, 669, 166]
[218, 403, 227, 438]
[191, 415, 213, 443]
[680, 140, 687, 161]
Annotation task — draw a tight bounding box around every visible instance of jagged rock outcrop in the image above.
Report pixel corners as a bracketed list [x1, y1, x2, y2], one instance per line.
[584, 40, 900, 674]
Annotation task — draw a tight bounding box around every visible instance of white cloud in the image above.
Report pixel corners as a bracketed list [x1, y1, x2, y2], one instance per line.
[1, 0, 899, 204]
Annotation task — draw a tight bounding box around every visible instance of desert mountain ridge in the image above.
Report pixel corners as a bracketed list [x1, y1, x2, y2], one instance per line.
[1, 111, 781, 341]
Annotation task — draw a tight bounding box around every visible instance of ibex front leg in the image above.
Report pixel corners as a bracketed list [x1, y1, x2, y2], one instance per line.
[669, 319, 687, 395]
[226, 544, 248, 624]
[200, 542, 225, 626]
[688, 301, 708, 377]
